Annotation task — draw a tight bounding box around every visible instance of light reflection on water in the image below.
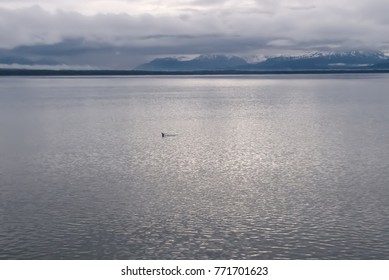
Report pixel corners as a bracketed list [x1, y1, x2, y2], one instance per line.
[0, 75, 389, 259]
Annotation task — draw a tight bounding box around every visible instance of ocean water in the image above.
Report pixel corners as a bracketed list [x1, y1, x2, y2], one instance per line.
[0, 74, 388, 259]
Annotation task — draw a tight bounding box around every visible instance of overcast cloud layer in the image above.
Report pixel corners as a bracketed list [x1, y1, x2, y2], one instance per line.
[1, 0, 389, 69]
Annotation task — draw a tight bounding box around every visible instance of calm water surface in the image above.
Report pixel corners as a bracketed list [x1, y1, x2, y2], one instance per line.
[0, 74, 388, 259]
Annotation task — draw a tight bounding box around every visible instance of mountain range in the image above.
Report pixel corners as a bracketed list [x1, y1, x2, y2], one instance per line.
[135, 51, 389, 71]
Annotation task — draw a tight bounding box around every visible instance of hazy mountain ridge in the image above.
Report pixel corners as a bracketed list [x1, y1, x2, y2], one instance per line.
[135, 51, 389, 71]
[135, 54, 247, 71]
[0, 56, 59, 66]
[1, 48, 388, 71]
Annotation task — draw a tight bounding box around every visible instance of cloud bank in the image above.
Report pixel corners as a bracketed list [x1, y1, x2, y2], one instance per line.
[1, 0, 389, 69]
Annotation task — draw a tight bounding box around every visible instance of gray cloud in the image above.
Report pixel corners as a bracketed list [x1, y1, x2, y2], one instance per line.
[0, 0, 389, 69]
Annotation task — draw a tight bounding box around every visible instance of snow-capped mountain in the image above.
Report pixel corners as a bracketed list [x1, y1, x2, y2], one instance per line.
[241, 51, 389, 70]
[134, 51, 389, 71]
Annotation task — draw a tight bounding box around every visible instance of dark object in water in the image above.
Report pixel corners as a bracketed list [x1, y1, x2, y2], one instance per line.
[161, 132, 177, 137]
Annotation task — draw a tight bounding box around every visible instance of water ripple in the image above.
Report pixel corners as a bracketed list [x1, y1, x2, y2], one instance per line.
[1, 75, 389, 259]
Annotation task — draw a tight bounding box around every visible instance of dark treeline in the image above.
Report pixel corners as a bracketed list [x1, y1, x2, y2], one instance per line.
[1, 69, 389, 76]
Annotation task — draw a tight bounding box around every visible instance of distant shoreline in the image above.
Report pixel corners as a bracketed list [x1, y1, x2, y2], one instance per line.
[1, 69, 389, 76]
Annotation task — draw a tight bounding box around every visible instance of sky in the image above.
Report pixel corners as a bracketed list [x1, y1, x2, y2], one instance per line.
[1, 0, 389, 69]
